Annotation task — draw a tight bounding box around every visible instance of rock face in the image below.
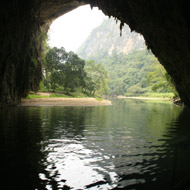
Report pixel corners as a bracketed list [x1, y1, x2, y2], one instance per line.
[77, 18, 145, 59]
[0, 1, 42, 107]
[1, 0, 190, 107]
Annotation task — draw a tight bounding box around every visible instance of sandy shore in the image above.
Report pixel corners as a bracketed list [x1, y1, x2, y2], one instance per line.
[21, 97, 112, 107]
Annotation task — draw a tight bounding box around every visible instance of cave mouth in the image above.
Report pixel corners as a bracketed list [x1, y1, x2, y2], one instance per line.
[38, 0, 190, 108]
[1, 0, 190, 107]
[47, 5, 169, 99]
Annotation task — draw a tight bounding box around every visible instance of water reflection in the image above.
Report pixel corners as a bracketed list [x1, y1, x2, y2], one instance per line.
[167, 108, 190, 190]
[0, 107, 46, 189]
[39, 107, 117, 189]
[0, 100, 190, 189]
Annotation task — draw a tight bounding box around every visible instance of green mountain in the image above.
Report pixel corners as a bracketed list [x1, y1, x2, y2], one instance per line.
[77, 18, 175, 97]
[99, 50, 176, 96]
[77, 18, 145, 60]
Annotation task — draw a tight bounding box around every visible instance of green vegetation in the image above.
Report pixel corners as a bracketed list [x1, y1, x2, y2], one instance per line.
[37, 46, 177, 100]
[49, 92, 88, 98]
[26, 92, 89, 99]
[39, 47, 108, 98]
[33, 45, 178, 100]
[68, 91, 88, 98]
[43, 47, 86, 92]
[26, 94, 49, 99]
[77, 18, 178, 99]
[136, 93, 174, 98]
[49, 93, 71, 98]
[35, 18, 178, 100]
[84, 60, 108, 96]
[96, 98, 104, 101]
[88, 50, 178, 98]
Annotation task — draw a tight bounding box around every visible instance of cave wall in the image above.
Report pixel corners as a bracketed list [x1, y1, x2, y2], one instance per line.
[1, 0, 190, 107]
[0, 1, 43, 107]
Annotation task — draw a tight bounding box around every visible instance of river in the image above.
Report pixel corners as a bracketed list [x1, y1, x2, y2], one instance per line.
[0, 99, 190, 190]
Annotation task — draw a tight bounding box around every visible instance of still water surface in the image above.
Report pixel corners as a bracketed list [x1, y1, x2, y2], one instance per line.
[0, 99, 190, 190]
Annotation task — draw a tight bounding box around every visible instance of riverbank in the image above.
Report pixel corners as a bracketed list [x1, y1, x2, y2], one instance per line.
[21, 97, 112, 107]
[117, 95, 171, 101]
[116, 95, 184, 106]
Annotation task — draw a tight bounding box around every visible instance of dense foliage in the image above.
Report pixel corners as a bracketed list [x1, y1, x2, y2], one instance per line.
[43, 47, 86, 92]
[41, 47, 108, 97]
[88, 50, 177, 96]
[77, 18, 177, 98]
[84, 60, 109, 96]
[41, 47, 177, 98]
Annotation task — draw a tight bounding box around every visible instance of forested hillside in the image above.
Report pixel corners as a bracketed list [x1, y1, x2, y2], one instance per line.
[40, 18, 177, 98]
[77, 18, 176, 97]
[99, 50, 176, 96]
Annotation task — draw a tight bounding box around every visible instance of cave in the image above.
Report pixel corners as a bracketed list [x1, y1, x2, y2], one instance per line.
[1, 0, 190, 107]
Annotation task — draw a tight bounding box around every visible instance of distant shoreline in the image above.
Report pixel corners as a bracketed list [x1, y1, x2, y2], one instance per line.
[117, 95, 171, 101]
[21, 97, 112, 107]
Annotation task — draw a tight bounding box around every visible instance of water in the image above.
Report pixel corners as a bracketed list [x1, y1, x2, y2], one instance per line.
[0, 99, 190, 190]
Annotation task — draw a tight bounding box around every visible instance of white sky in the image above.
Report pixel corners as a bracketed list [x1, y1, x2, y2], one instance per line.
[48, 5, 107, 52]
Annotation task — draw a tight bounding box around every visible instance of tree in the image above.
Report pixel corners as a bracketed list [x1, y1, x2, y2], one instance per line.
[147, 59, 177, 94]
[87, 49, 177, 96]
[84, 60, 109, 96]
[63, 51, 86, 92]
[43, 47, 86, 92]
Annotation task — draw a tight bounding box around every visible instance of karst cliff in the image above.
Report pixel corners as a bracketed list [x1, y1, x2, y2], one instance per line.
[0, 0, 190, 107]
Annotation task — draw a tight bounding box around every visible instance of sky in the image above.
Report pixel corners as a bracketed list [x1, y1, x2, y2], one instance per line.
[48, 5, 107, 52]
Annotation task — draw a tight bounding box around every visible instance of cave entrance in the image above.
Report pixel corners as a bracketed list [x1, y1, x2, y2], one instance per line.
[43, 5, 174, 99]
[1, 0, 190, 107]
[39, 5, 109, 97]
